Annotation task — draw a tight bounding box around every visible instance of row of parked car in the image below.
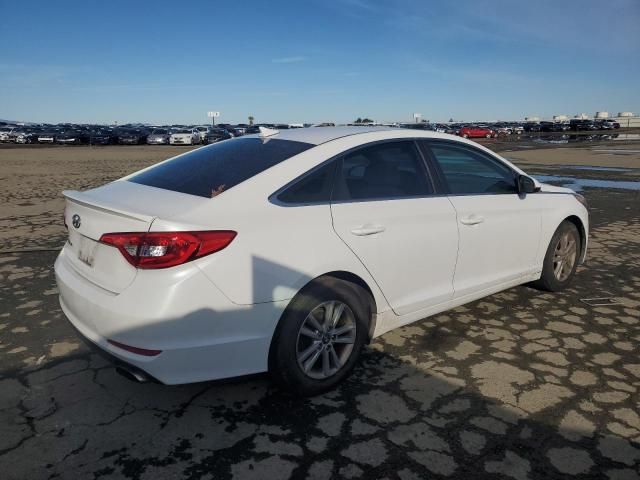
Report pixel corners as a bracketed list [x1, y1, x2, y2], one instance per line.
[0, 123, 273, 145]
[0, 118, 624, 145]
[397, 118, 622, 139]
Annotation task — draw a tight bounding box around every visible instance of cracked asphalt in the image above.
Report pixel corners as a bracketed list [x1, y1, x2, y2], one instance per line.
[1, 143, 639, 479]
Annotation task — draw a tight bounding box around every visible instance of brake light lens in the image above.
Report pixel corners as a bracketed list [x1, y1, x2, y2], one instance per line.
[99, 231, 236, 269]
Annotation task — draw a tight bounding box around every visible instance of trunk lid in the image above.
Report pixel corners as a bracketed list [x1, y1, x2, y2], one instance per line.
[63, 187, 155, 293]
[62, 180, 218, 293]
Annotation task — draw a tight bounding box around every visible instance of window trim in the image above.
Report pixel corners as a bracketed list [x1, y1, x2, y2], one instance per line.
[270, 138, 439, 207]
[421, 139, 520, 197]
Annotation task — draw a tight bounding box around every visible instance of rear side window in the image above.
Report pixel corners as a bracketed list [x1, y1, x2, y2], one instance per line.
[277, 161, 337, 204]
[333, 141, 432, 201]
[128, 138, 313, 198]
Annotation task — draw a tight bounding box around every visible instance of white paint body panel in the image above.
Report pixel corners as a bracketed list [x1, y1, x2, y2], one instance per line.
[447, 193, 542, 297]
[331, 197, 458, 316]
[55, 127, 588, 384]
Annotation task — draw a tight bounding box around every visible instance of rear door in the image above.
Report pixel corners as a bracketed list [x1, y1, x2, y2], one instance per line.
[330, 140, 459, 316]
[423, 140, 542, 298]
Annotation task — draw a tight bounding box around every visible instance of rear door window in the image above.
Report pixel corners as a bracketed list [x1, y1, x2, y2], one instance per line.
[128, 138, 313, 198]
[332, 141, 432, 201]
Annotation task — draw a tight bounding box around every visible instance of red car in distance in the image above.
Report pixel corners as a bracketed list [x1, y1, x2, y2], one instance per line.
[459, 125, 496, 139]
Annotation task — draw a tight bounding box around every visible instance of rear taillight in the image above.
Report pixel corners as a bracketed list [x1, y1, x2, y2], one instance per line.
[99, 231, 236, 269]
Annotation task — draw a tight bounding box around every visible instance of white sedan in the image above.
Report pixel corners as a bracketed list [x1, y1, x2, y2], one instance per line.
[169, 128, 201, 145]
[55, 127, 588, 395]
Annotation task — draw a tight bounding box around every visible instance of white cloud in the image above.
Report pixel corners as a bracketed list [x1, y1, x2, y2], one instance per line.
[271, 56, 307, 64]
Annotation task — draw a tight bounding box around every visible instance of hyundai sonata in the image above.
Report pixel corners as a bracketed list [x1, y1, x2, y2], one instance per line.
[55, 126, 588, 395]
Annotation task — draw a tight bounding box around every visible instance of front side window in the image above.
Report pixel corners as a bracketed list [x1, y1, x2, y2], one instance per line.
[428, 142, 516, 195]
[333, 141, 432, 201]
[128, 137, 313, 198]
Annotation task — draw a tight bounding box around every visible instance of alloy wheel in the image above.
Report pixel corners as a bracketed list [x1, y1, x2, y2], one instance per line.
[296, 301, 356, 380]
[553, 231, 577, 281]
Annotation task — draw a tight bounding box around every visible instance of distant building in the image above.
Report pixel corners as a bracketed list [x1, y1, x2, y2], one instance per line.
[553, 115, 569, 122]
[613, 112, 640, 128]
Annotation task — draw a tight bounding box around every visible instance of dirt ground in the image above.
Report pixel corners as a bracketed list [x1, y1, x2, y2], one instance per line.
[0, 140, 639, 479]
[0, 146, 193, 252]
[502, 146, 640, 169]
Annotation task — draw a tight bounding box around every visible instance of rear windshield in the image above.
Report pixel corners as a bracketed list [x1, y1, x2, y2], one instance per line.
[128, 137, 313, 198]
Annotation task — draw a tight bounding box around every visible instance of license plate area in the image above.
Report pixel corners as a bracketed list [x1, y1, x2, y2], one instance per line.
[68, 230, 98, 267]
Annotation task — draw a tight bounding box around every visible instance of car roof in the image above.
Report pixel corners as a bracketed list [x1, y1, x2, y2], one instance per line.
[244, 126, 396, 145]
[244, 125, 494, 147]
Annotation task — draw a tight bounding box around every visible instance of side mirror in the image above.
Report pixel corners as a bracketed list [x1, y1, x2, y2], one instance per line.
[517, 175, 539, 194]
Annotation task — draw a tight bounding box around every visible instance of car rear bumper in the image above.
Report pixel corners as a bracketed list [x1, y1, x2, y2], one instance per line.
[54, 246, 288, 384]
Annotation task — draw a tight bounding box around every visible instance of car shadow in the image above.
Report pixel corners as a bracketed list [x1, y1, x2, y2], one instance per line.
[1, 254, 639, 479]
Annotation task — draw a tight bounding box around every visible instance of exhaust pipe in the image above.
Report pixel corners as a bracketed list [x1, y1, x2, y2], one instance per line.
[116, 365, 149, 383]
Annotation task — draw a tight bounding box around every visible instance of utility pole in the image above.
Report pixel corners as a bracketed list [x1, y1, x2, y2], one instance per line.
[207, 111, 220, 127]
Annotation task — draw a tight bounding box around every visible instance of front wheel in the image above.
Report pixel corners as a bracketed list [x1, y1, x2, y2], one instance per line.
[269, 278, 371, 396]
[534, 221, 580, 291]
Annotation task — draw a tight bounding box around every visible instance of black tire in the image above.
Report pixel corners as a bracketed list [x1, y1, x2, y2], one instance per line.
[269, 277, 371, 396]
[534, 221, 580, 292]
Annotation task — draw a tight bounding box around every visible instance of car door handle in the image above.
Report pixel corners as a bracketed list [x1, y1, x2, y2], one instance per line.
[351, 224, 386, 236]
[460, 215, 485, 226]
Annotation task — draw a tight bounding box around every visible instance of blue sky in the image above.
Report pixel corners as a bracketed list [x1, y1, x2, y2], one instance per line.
[1, 0, 639, 124]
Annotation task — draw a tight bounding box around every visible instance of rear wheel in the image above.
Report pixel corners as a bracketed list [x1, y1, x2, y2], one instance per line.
[269, 277, 370, 396]
[534, 221, 580, 291]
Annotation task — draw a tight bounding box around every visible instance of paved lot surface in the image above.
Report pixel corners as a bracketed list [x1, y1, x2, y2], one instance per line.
[1, 143, 639, 479]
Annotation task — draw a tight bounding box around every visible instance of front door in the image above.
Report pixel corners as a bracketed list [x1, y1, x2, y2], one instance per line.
[424, 140, 542, 298]
[330, 140, 459, 316]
